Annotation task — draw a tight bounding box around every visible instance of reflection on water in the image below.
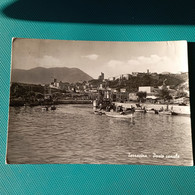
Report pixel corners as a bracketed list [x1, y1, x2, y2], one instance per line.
[7, 104, 193, 165]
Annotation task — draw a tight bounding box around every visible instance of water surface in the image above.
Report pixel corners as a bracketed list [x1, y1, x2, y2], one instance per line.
[7, 104, 193, 165]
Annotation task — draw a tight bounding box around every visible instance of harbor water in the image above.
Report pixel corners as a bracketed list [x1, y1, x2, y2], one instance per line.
[7, 104, 193, 165]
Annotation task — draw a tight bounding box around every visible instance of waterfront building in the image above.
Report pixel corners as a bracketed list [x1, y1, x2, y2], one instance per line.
[50, 78, 60, 89]
[173, 97, 185, 104]
[172, 97, 189, 105]
[111, 89, 118, 93]
[120, 88, 126, 93]
[59, 81, 70, 91]
[138, 86, 154, 94]
[129, 93, 138, 101]
[104, 91, 110, 99]
[99, 83, 103, 89]
[139, 86, 160, 101]
[146, 95, 159, 103]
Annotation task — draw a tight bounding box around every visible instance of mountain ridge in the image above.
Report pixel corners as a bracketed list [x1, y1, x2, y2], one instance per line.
[11, 67, 93, 84]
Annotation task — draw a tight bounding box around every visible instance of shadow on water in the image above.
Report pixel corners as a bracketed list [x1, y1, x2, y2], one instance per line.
[2, 0, 195, 24]
[188, 42, 195, 165]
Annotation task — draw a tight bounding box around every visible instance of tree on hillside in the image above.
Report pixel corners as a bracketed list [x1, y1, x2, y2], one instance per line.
[27, 91, 35, 97]
[36, 93, 44, 99]
[158, 88, 172, 102]
[136, 91, 147, 103]
[141, 75, 151, 86]
[14, 85, 27, 98]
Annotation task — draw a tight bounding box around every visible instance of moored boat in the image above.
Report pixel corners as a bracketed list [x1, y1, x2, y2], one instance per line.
[94, 110, 105, 115]
[158, 110, 178, 115]
[135, 108, 145, 112]
[146, 109, 159, 114]
[134, 104, 146, 113]
[105, 112, 134, 118]
[146, 110, 155, 113]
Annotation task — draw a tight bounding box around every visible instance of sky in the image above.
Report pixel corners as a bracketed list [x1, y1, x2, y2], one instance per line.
[12, 39, 188, 79]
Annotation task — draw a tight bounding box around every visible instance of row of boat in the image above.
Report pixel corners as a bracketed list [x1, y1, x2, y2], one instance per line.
[135, 107, 178, 115]
[94, 107, 178, 118]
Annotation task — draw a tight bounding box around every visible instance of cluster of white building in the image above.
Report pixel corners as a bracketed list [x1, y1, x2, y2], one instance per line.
[108, 70, 159, 81]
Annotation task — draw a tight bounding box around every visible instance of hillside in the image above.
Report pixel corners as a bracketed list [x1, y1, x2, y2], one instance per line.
[11, 67, 93, 84]
[107, 74, 188, 92]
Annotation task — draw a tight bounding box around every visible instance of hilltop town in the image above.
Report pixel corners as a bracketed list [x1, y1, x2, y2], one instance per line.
[10, 69, 189, 106]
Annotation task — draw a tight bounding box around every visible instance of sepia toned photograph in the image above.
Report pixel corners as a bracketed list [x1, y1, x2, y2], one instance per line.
[7, 39, 193, 166]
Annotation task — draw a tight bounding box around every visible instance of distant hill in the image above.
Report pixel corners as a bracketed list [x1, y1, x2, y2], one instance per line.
[11, 67, 93, 84]
[107, 73, 188, 92]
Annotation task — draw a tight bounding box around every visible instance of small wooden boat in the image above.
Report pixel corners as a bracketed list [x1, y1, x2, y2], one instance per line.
[158, 111, 178, 115]
[179, 103, 187, 106]
[171, 111, 178, 115]
[146, 109, 158, 114]
[135, 108, 146, 113]
[146, 109, 155, 113]
[94, 110, 105, 115]
[105, 112, 134, 118]
[158, 111, 172, 115]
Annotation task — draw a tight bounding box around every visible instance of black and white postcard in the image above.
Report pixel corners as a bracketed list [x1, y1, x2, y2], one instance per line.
[7, 38, 193, 166]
